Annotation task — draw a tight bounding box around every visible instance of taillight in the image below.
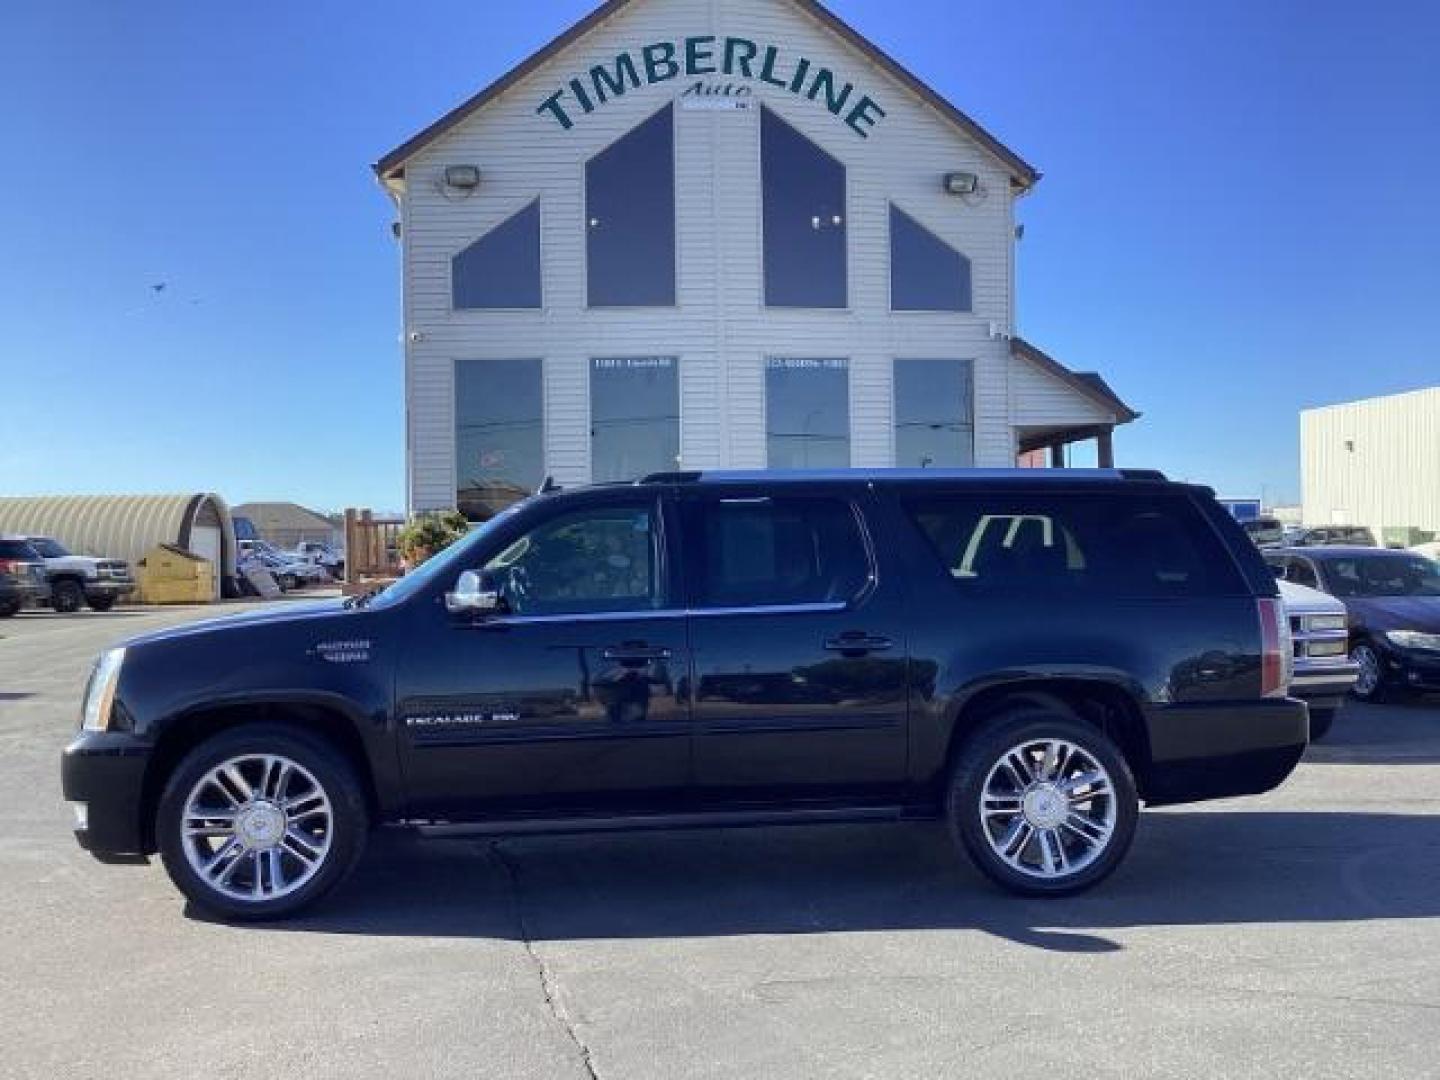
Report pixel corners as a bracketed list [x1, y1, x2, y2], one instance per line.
[0, 559, 18, 574]
[1258, 598, 1293, 698]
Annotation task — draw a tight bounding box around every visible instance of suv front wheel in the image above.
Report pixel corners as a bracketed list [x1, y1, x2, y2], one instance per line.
[949, 707, 1139, 896]
[157, 725, 368, 920]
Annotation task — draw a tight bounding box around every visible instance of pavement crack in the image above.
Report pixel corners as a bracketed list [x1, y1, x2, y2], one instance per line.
[489, 842, 601, 1080]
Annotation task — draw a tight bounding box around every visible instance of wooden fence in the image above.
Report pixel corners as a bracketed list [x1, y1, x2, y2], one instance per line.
[342, 509, 404, 595]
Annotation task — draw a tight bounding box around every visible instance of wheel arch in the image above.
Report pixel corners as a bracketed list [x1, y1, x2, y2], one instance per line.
[140, 698, 381, 852]
[938, 677, 1154, 802]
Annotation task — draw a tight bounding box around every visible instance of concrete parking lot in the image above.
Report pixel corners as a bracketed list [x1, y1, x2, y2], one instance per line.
[1, 603, 1437, 1080]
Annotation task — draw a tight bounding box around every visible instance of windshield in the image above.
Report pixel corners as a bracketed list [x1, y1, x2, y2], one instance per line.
[1323, 555, 1440, 599]
[368, 498, 536, 609]
[30, 538, 70, 558]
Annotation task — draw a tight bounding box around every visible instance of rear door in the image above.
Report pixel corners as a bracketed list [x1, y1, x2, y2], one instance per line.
[681, 485, 910, 807]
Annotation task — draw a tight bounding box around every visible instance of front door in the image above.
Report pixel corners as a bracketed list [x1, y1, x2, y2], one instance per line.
[681, 487, 910, 807]
[396, 495, 690, 819]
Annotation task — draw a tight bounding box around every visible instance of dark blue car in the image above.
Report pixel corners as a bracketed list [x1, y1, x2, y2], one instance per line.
[1268, 547, 1440, 701]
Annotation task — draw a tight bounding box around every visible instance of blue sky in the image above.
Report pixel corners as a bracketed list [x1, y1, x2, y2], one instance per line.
[1, 0, 1436, 511]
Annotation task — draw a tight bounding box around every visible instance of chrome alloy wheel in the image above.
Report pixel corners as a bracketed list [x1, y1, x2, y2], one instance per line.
[979, 738, 1118, 880]
[180, 754, 333, 903]
[1351, 644, 1382, 699]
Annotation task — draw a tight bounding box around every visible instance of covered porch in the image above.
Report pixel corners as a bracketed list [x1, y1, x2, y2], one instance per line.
[1008, 338, 1140, 469]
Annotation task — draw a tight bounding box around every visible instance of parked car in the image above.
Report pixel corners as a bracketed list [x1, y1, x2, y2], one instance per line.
[292, 541, 345, 576]
[64, 468, 1307, 920]
[15, 535, 135, 613]
[1291, 526, 1377, 548]
[238, 542, 327, 589]
[0, 538, 52, 617]
[1242, 516, 1286, 548]
[1276, 578, 1357, 739]
[1268, 546, 1440, 701]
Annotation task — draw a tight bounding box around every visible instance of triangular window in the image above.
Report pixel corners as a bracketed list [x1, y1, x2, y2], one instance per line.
[453, 200, 542, 310]
[890, 204, 971, 312]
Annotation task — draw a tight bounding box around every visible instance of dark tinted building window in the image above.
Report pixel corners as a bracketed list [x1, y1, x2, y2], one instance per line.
[890, 205, 971, 312]
[894, 359, 974, 468]
[587, 105, 676, 307]
[691, 498, 870, 609]
[483, 504, 659, 616]
[762, 108, 847, 308]
[904, 492, 1247, 598]
[455, 358, 544, 519]
[452, 201, 542, 310]
[591, 357, 680, 481]
[766, 358, 850, 469]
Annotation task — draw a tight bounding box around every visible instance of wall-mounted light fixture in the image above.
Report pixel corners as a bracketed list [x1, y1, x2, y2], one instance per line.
[944, 171, 980, 196]
[443, 164, 482, 190]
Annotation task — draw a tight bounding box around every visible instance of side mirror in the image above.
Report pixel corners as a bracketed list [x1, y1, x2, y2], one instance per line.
[1271, 565, 1286, 579]
[446, 569, 501, 616]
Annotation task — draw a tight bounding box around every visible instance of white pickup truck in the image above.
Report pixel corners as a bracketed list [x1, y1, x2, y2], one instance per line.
[1279, 578, 1359, 741]
[19, 535, 136, 613]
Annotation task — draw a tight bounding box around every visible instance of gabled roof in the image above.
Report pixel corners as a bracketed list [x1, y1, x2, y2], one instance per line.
[374, 0, 1040, 189]
[1011, 337, 1140, 425]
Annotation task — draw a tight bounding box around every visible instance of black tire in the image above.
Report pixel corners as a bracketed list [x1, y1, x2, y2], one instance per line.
[0, 597, 20, 618]
[50, 579, 84, 614]
[157, 725, 368, 921]
[948, 704, 1139, 897]
[1350, 642, 1392, 703]
[86, 594, 116, 612]
[1308, 707, 1337, 742]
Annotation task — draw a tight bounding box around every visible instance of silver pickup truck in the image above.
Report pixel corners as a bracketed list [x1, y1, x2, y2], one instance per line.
[1279, 578, 1358, 740]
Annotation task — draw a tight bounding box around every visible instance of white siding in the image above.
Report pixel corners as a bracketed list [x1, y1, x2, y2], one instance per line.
[1301, 387, 1440, 536]
[395, 0, 1100, 510]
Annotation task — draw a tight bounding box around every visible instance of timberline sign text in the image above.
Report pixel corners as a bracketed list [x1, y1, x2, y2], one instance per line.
[537, 36, 887, 138]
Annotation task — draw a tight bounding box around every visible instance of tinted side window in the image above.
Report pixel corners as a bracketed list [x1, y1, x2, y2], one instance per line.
[904, 491, 1247, 598]
[0, 540, 41, 560]
[483, 504, 660, 616]
[691, 498, 870, 609]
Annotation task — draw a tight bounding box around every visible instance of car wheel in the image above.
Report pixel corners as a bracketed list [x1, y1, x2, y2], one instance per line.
[1308, 707, 1337, 741]
[0, 597, 20, 618]
[948, 705, 1139, 897]
[156, 725, 368, 921]
[86, 594, 116, 612]
[1350, 642, 1388, 702]
[50, 579, 84, 614]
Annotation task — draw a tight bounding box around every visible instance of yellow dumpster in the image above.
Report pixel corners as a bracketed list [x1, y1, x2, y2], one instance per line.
[136, 544, 216, 604]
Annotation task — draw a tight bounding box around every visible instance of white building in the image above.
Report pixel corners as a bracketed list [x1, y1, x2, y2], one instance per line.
[376, 0, 1138, 518]
[1301, 386, 1440, 542]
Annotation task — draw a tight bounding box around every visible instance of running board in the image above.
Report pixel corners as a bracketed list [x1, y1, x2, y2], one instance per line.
[414, 805, 905, 840]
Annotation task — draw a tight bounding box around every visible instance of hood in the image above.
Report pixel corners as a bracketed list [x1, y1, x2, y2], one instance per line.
[120, 598, 351, 649]
[1344, 595, 1440, 633]
[1278, 579, 1344, 614]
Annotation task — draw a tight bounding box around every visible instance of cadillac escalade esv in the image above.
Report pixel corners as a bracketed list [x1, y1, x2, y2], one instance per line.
[64, 469, 1307, 920]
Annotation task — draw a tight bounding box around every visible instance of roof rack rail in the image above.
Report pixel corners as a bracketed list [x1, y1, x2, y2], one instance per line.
[638, 471, 704, 484]
[1119, 469, 1168, 481]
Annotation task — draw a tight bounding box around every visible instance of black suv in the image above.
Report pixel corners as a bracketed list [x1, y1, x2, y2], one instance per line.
[64, 470, 1306, 919]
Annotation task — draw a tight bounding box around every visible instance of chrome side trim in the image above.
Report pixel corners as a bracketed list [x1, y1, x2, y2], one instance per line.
[479, 601, 849, 627]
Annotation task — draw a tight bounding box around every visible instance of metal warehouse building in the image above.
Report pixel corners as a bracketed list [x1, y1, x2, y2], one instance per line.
[1302, 386, 1440, 543]
[0, 494, 239, 598]
[376, 0, 1138, 517]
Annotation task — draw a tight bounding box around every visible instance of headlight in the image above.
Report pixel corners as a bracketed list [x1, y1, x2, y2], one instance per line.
[81, 648, 126, 732]
[1385, 630, 1440, 652]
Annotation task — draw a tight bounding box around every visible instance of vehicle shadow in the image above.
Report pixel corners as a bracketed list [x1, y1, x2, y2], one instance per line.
[1306, 698, 1440, 764]
[255, 809, 1440, 952]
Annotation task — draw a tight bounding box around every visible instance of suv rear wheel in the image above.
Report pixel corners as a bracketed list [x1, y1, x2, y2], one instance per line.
[948, 706, 1139, 896]
[156, 725, 367, 920]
